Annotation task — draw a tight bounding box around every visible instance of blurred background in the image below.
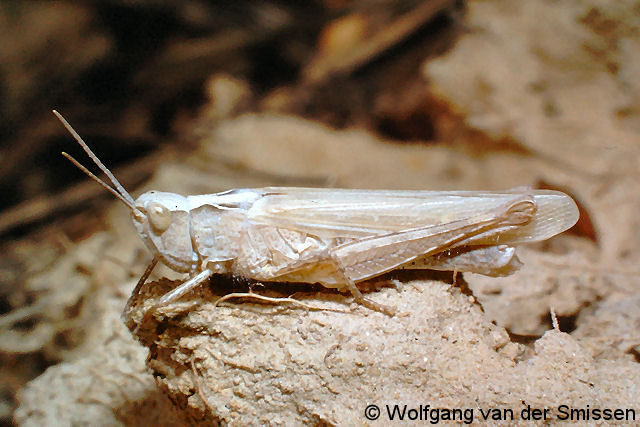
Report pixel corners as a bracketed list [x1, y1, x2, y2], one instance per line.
[1, 0, 638, 425]
[0, 0, 461, 239]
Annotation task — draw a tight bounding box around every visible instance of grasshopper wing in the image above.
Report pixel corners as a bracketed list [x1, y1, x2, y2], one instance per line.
[247, 188, 579, 245]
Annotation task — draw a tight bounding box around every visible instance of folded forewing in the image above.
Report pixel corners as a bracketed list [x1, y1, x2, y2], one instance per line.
[247, 187, 578, 245]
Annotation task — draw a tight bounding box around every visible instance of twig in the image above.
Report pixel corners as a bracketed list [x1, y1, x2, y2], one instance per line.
[190, 359, 216, 415]
[213, 291, 350, 314]
[550, 307, 559, 331]
[303, 0, 457, 83]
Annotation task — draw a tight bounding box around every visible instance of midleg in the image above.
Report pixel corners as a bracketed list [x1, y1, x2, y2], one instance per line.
[156, 269, 214, 307]
[328, 255, 397, 315]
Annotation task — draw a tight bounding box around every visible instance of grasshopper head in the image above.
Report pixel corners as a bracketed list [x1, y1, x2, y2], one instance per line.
[54, 111, 199, 274]
[132, 191, 198, 273]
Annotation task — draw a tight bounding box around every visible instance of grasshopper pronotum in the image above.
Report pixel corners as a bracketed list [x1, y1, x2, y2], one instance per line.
[54, 111, 579, 316]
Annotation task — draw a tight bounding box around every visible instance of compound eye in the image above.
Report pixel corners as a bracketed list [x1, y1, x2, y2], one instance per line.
[147, 202, 172, 233]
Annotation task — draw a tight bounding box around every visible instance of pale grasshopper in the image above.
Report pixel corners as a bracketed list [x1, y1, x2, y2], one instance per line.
[54, 111, 579, 316]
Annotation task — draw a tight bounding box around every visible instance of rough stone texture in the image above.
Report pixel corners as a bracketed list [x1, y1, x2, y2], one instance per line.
[120, 275, 640, 425]
[13, 286, 183, 427]
[11, 0, 640, 425]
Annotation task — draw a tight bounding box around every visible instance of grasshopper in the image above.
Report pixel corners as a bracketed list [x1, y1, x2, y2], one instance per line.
[54, 111, 579, 316]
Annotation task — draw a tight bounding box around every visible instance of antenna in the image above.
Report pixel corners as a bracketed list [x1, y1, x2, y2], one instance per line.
[53, 110, 136, 209]
[61, 152, 135, 210]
